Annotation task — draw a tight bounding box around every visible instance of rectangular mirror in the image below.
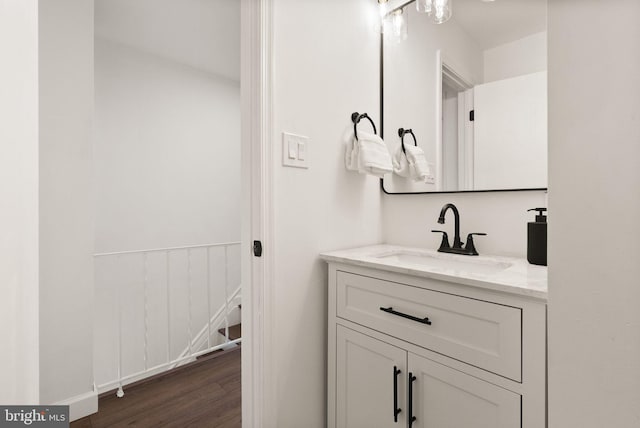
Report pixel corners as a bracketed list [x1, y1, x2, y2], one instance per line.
[381, 0, 547, 194]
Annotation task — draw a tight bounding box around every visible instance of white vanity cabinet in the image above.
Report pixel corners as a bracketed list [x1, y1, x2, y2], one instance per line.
[324, 249, 547, 428]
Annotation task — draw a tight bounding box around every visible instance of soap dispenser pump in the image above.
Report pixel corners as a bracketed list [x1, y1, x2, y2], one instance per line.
[527, 208, 547, 266]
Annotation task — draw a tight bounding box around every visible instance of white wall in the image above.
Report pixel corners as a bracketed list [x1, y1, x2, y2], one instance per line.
[548, 1, 640, 426]
[0, 0, 40, 405]
[94, 38, 241, 252]
[271, 0, 383, 425]
[484, 32, 547, 83]
[38, 0, 95, 408]
[383, 191, 546, 258]
[474, 71, 547, 190]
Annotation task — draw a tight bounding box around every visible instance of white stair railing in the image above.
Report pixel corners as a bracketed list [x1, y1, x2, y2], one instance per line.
[93, 241, 241, 397]
[171, 285, 242, 369]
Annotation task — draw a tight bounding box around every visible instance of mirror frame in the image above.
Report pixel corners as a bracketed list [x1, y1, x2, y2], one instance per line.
[379, 0, 548, 195]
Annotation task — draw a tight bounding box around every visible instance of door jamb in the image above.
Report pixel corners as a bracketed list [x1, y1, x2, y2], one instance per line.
[241, 0, 275, 426]
[435, 50, 474, 191]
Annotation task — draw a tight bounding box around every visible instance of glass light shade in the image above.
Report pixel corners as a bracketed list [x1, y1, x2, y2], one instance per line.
[389, 8, 408, 43]
[416, 0, 433, 14]
[374, 0, 389, 33]
[432, 0, 452, 24]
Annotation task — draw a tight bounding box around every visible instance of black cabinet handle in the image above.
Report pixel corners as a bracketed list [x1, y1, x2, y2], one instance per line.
[393, 366, 402, 422]
[380, 307, 432, 325]
[408, 372, 417, 427]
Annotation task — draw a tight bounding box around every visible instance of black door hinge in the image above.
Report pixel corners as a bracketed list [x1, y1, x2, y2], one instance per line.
[253, 240, 263, 257]
[469, 110, 475, 121]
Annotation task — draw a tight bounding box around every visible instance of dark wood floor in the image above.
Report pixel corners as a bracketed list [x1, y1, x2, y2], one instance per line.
[72, 347, 241, 428]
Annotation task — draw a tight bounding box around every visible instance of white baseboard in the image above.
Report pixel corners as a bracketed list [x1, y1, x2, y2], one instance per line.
[54, 385, 98, 422]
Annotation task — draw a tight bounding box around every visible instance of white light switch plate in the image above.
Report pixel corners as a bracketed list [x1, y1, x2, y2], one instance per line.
[282, 132, 309, 168]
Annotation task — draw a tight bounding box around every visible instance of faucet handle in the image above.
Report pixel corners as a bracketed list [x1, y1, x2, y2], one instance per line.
[464, 233, 487, 256]
[431, 230, 451, 251]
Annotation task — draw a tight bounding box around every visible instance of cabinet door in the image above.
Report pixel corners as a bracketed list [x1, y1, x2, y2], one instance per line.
[408, 353, 520, 428]
[336, 326, 407, 428]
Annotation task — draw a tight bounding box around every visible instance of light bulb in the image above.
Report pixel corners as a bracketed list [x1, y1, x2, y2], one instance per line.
[378, 0, 389, 19]
[392, 10, 403, 34]
[432, 0, 452, 24]
[390, 8, 408, 42]
[416, 0, 433, 14]
[374, 0, 389, 34]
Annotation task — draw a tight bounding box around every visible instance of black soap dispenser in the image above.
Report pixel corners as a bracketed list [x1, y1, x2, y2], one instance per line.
[527, 208, 547, 266]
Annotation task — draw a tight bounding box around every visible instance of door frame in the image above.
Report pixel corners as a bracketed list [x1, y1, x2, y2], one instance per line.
[435, 50, 474, 191]
[241, 0, 275, 426]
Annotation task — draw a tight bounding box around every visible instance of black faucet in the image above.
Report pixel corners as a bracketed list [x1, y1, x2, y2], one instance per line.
[431, 203, 486, 256]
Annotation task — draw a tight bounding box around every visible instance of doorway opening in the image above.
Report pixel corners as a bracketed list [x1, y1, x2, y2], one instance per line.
[437, 54, 474, 191]
[88, 0, 242, 425]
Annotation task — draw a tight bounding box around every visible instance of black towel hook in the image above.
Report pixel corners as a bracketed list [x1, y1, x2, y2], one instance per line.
[398, 128, 417, 154]
[351, 112, 377, 140]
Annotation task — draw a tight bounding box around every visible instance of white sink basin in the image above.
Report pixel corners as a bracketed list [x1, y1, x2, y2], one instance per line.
[373, 250, 512, 275]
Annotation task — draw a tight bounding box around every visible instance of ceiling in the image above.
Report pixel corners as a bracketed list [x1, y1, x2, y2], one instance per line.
[95, 0, 240, 81]
[452, 0, 547, 49]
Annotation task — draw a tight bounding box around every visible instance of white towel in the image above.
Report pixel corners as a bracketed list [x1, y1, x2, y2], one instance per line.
[392, 144, 412, 178]
[344, 131, 360, 172]
[405, 144, 431, 181]
[393, 143, 432, 182]
[355, 131, 393, 177]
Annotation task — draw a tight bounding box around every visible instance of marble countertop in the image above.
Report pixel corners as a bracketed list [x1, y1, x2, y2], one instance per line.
[320, 244, 547, 300]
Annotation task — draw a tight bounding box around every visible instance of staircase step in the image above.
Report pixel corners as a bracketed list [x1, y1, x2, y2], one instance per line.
[196, 344, 240, 361]
[218, 324, 241, 341]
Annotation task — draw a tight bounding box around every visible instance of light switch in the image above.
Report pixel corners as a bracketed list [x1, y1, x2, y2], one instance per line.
[288, 139, 297, 159]
[282, 132, 310, 169]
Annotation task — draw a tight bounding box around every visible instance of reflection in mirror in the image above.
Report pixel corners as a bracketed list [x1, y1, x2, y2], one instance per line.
[382, 0, 547, 193]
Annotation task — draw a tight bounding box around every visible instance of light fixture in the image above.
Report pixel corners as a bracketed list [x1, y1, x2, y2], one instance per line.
[375, 0, 389, 34]
[389, 8, 408, 42]
[416, 0, 453, 24]
[416, 0, 433, 14]
[377, 0, 408, 44]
